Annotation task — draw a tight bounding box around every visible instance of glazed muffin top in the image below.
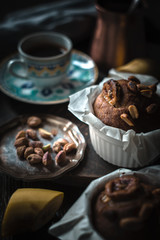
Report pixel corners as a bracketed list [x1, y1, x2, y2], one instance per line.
[93, 76, 160, 132]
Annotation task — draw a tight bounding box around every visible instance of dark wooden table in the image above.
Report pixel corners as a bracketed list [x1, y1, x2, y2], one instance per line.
[1, 5, 160, 237]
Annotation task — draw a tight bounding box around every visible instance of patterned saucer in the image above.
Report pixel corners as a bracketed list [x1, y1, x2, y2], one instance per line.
[0, 50, 98, 105]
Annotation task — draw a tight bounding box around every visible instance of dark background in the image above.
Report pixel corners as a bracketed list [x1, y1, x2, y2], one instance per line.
[0, 1, 160, 240]
[1, 0, 160, 62]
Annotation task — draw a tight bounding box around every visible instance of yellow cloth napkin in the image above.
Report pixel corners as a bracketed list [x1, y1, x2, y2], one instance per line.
[1, 188, 64, 237]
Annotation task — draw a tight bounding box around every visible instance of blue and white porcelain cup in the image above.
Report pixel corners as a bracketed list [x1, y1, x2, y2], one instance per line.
[7, 32, 72, 88]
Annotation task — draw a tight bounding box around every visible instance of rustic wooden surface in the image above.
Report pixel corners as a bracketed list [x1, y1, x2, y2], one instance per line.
[1, 6, 160, 238]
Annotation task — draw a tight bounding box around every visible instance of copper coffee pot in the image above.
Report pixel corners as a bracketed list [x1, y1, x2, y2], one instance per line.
[90, 0, 146, 72]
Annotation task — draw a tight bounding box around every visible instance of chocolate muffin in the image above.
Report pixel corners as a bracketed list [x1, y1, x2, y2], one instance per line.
[92, 175, 160, 240]
[93, 76, 160, 132]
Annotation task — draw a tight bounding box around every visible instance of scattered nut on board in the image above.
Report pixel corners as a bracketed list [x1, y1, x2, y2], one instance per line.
[27, 116, 42, 127]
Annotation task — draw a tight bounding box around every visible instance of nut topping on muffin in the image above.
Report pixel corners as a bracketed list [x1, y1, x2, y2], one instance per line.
[120, 113, 134, 127]
[140, 89, 153, 98]
[146, 103, 158, 114]
[128, 76, 140, 84]
[93, 77, 160, 132]
[102, 79, 121, 107]
[128, 105, 139, 119]
[105, 175, 140, 200]
[127, 81, 138, 93]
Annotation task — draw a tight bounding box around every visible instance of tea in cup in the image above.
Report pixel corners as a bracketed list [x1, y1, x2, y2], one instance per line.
[7, 32, 72, 88]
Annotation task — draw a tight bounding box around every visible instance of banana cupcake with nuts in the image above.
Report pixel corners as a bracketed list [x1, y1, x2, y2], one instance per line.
[93, 76, 160, 133]
[69, 74, 160, 167]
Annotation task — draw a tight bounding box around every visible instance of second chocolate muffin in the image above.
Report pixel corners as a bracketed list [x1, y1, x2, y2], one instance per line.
[92, 175, 160, 240]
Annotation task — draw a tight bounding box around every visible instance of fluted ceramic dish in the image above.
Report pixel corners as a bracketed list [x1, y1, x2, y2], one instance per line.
[0, 114, 86, 181]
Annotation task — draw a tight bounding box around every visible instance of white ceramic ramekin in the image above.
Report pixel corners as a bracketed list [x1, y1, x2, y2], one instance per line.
[89, 125, 142, 168]
[89, 125, 134, 168]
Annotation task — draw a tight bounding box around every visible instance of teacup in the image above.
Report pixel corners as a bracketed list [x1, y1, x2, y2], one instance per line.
[7, 32, 72, 88]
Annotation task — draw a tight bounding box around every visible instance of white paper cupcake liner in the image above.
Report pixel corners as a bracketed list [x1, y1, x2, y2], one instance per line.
[68, 70, 160, 168]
